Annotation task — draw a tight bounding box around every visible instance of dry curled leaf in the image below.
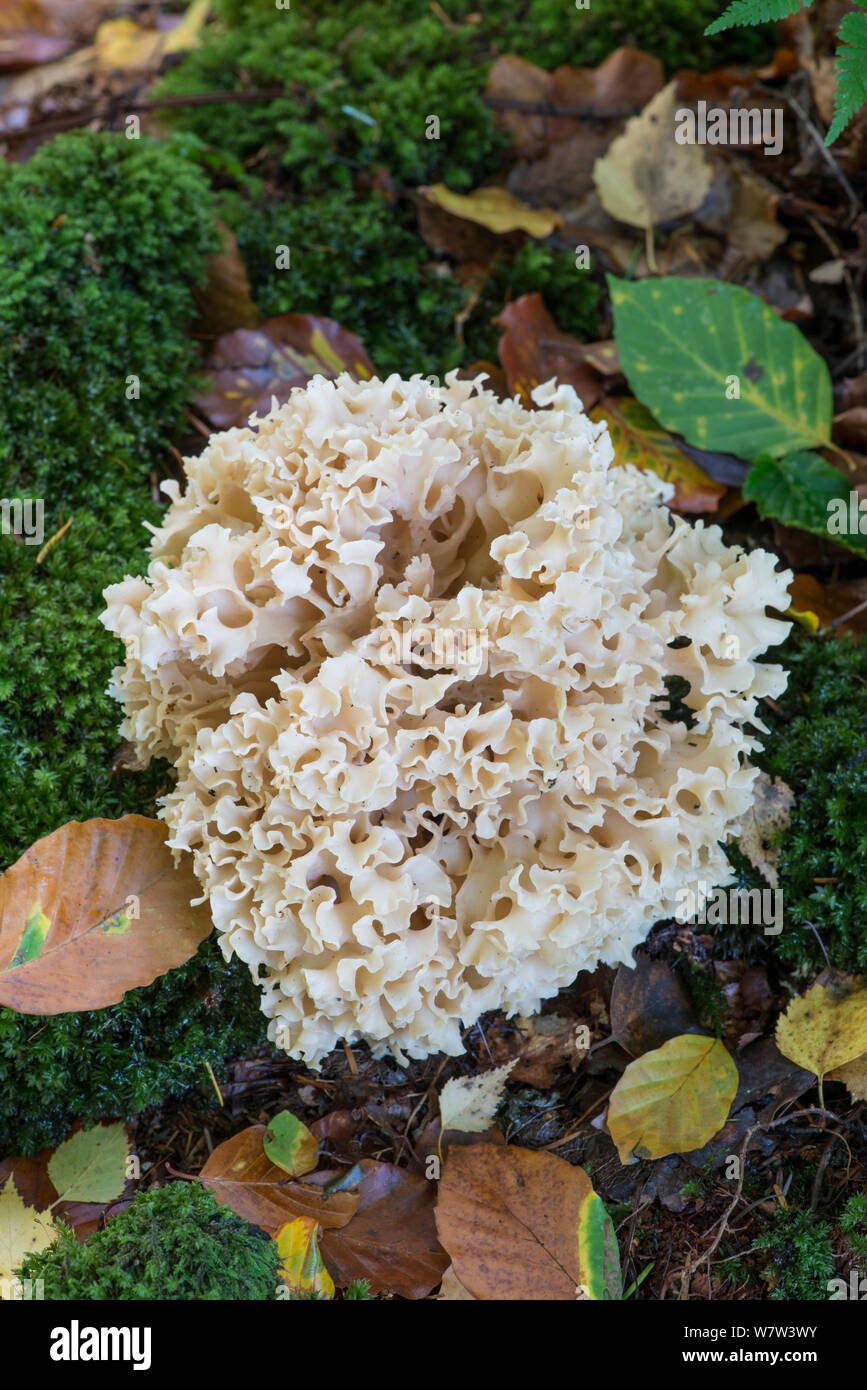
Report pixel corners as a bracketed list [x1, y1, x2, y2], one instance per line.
[195, 314, 375, 429]
[275, 1217, 335, 1299]
[420, 183, 561, 239]
[0, 817, 215, 1014]
[495, 293, 603, 409]
[738, 772, 795, 889]
[317, 1160, 448, 1300]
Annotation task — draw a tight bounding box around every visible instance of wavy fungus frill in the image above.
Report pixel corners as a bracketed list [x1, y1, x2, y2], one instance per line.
[102, 373, 791, 1065]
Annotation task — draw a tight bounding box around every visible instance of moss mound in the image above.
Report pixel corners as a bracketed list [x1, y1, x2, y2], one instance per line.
[16, 1181, 279, 1300]
[723, 630, 867, 976]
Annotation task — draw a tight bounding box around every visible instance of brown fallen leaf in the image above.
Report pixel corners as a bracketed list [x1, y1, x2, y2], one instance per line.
[738, 772, 796, 889]
[318, 1160, 448, 1300]
[590, 397, 725, 512]
[437, 1263, 477, 1299]
[498, 1013, 590, 1088]
[0, 817, 214, 1014]
[193, 219, 259, 339]
[199, 1125, 358, 1235]
[788, 573, 867, 634]
[610, 954, 701, 1057]
[495, 292, 603, 408]
[435, 1145, 619, 1300]
[195, 314, 375, 430]
[485, 47, 663, 159]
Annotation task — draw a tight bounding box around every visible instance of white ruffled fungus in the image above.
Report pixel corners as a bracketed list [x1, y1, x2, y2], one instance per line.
[102, 373, 791, 1066]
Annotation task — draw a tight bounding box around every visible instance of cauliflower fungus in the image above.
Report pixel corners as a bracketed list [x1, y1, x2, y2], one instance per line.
[102, 373, 791, 1065]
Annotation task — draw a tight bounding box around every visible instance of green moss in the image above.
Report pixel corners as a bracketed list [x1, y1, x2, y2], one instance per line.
[0, 938, 268, 1157]
[16, 1181, 278, 1300]
[755, 1208, 835, 1300]
[0, 131, 220, 504]
[0, 131, 273, 1161]
[159, 0, 773, 194]
[218, 190, 598, 377]
[733, 631, 867, 975]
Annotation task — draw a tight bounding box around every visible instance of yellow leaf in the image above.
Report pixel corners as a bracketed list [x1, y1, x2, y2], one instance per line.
[420, 184, 561, 238]
[438, 1061, 515, 1133]
[607, 1034, 738, 1163]
[830, 1051, 867, 1102]
[0, 1177, 56, 1295]
[95, 0, 209, 71]
[276, 1217, 335, 1299]
[776, 977, 867, 1081]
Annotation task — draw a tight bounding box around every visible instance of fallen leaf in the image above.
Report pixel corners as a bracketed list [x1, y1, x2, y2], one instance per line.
[318, 1160, 448, 1299]
[437, 1263, 476, 1299]
[438, 1062, 515, 1133]
[776, 976, 867, 1082]
[420, 183, 562, 238]
[263, 1111, 319, 1179]
[275, 1217, 335, 1299]
[0, 1157, 55, 1214]
[435, 1145, 620, 1300]
[593, 82, 712, 266]
[193, 219, 259, 338]
[47, 1123, 129, 1205]
[195, 314, 375, 429]
[506, 1013, 590, 1088]
[0, 817, 215, 1014]
[591, 397, 726, 512]
[94, 0, 210, 72]
[485, 47, 663, 159]
[495, 292, 603, 408]
[738, 772, 796, 889]
[0, 1177, 56, 1294]
[610, 955, 701, 1056]
[830, 1051, 867, 1101]
[200, 1126, 358, 1235]
[607, 1034, 739, 1163]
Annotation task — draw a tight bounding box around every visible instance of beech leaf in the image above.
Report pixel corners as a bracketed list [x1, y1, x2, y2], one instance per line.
[435, 1145, 620, 1300]
[607, 1034, 739, 1162]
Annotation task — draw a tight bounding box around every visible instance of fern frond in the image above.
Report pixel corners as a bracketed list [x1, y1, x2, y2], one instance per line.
[705, 0, 812, 37]
[826, 5, 867, 143]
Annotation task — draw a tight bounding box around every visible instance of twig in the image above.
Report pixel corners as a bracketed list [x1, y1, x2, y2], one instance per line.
[831, 596, 867, 629]
[1, 87, 292, 145]
[805, 213, 865, 372]
[754, 80, 861, 220]
[483, 95, 640, 119]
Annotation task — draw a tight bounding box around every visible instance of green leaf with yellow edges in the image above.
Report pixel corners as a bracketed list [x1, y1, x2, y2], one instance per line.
[609, 276, 832, 458]
[276, 1217, 335, 1299]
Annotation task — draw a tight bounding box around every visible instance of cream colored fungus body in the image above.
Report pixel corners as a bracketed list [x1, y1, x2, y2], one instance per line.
[102, 373, 791, 1065]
